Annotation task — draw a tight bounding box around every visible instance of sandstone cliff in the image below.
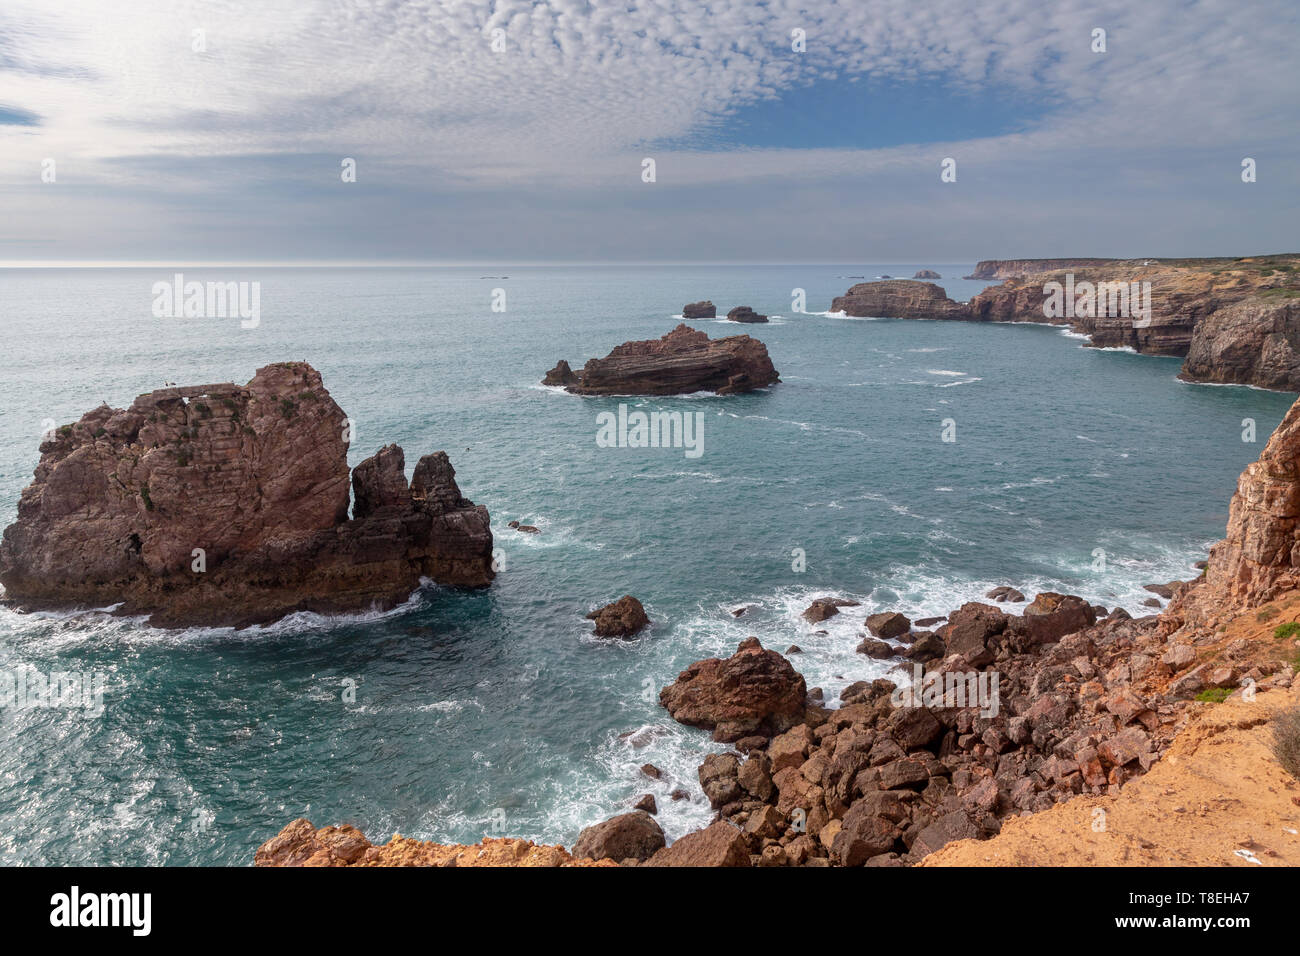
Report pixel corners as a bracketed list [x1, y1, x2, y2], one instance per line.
[0, 362, 494, 628]
[835, 256, 1300, 391]
[544, 324, 780, 396]
[1165, 390, 1300, 629]
[964, 258, 1118, 280]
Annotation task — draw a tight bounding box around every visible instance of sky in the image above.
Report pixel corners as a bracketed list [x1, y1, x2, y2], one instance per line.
[0, 0, 1296, 264]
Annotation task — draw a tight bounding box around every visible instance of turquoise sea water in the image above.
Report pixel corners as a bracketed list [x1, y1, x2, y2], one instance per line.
[0, 265, 1292, 865]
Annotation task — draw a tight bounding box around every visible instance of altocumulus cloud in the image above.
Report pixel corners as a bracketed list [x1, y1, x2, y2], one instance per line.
[0, 0, 1296, 261]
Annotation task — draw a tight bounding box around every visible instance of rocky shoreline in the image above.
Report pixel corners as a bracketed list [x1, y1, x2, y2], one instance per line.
[256, 380, 1300, 866]
[832, 254, 1300, 392]
[0, 363, 495, 628]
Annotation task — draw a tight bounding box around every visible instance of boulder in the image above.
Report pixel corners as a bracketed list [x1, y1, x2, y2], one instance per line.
[937, 602, 1008, 667]
[643, 821, 749, 867]
[572, 811, 665, 862]
[698, 752, 743, 808]
[542, 359, 579, 387]
[586, 595, 650, 638]
[726, 305, 768, 323]
[660, 638, 807, 741]
[802, 597, 859, 622]
[865, 611, 911, 639]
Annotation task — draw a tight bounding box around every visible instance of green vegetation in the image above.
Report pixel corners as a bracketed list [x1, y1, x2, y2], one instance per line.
[1272, 621, 1300, 641]
[140, 484, 154, 511]
[279, 398, 297, 419]
[1194, 687, 1232, 703]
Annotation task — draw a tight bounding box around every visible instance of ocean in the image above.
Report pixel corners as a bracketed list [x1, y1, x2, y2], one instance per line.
[0, 264, 1291, 864]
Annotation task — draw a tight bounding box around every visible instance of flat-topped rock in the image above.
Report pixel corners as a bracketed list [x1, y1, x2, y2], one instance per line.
[726, 305, 768, 323]
[682, 300, 716, 319]
[543, 323, 780, 396]
[830, 280, 970, 320]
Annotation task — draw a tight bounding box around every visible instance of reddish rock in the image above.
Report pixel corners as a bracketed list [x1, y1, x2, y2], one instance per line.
[0, 364, 494, 628]
[802, 596, 859, 622]
[572, 811, 665, 862]
[586, 595, 650, 638]
[865, 611, 910, 639]
[682, 300, 716, 319]
[544, 324, 780, 396]
[659, 639, 807, 741]
[542, 359, 579, 386]
[726, 305, 768, 323]
[830, 280, 970, 320]
[938, 602, 1008, 667]
[643, 821, 749, 867]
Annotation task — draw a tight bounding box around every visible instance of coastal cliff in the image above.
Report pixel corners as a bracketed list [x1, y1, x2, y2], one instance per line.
[544, 323, 780, 395]
[834, 255, 1300, 391]
[255, 387, 1300, 867]
[0, 362, 494, 628]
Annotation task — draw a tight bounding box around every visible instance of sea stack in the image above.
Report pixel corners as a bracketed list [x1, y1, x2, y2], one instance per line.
[682, 300, 716, 319]
[543, 324, 779, 396]
[726, 305, 768, 323]
[829, 280, 970, 320]
[0, 362, 495, 628]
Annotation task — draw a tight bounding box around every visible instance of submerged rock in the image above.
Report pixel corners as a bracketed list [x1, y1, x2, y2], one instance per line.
[0, 363, 494, 628]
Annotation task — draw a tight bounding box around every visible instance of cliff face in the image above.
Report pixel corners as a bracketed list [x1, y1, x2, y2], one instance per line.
[834, 256, 1300, 390]
[1167, 392, 1300, 626]
[545, 324, 779, 396]
[964, 258, 1117, 280]
[1180, 297, 1300, 390]
[0, 362, 494, 628]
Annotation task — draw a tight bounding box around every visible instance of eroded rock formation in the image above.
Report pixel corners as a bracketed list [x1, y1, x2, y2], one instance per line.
[833, 256, 1300, 391]
[1166, 391, 1300, 626]
[830, 280, 970, 320]
[0, 362, 494, 628]
[682, 300, 716, 319]
[543, 324, 780, 396]
[726, 305, 768, 323]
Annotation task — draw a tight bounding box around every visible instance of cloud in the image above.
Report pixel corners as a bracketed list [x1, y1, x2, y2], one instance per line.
[0, 0, 1296, 260]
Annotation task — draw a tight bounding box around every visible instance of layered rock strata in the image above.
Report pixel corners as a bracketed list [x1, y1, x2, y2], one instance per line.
[0, 362, 494, 628]
[543, 324, 780, 396]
